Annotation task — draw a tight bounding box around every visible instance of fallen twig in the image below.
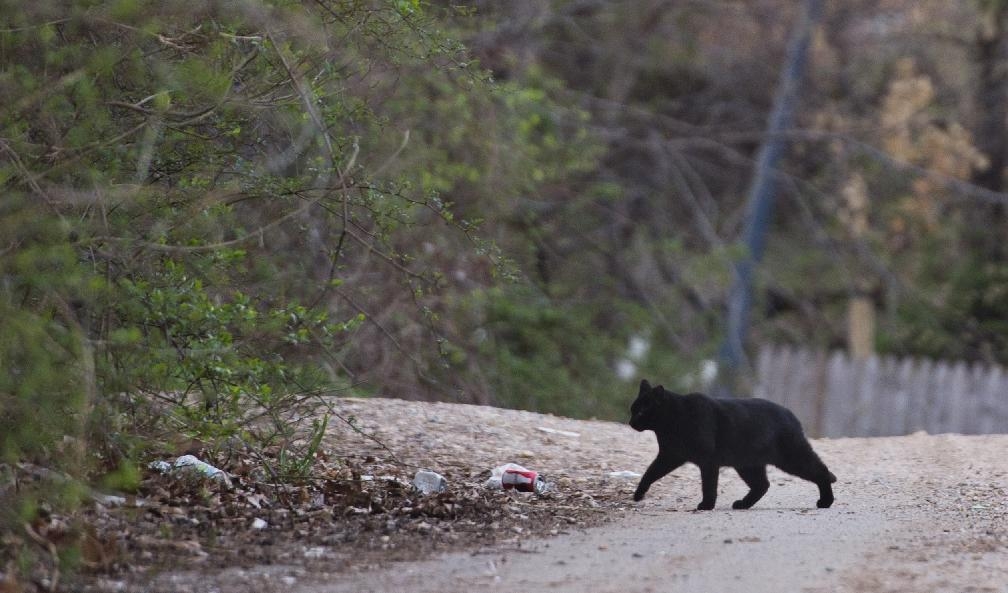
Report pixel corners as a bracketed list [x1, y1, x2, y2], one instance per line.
[22, 522, 59, 593]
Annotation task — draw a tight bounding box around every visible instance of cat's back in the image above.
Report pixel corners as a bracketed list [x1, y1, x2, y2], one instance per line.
[709, 394, 791, 413]
[707, 395, 804, 431]
[670, 392, 804, 435]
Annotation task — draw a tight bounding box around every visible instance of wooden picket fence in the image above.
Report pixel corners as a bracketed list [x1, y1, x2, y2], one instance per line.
[753, 345, 1008, 438]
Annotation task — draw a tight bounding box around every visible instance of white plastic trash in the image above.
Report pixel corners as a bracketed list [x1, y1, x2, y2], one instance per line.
[149, 455, 233, 488]
[607, 470, 642, 480]
[535, 426, 580, 438]
[412, 470, 447, 495]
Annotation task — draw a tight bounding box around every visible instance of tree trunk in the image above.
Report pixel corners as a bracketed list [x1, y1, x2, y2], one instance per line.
[718, 0, 824, 389]
[971, 4, 1008, 260]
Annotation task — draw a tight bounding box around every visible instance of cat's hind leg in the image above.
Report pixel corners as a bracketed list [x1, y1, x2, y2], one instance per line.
[815, 479, 835, 508]
[732, 465, 769, 509]
[776, 439, 835, 508]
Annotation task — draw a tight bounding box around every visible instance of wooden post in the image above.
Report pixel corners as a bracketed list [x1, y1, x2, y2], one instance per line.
[843, 173, 875, 359]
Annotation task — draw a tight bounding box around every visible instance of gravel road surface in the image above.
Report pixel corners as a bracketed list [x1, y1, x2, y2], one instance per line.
[126, 398, 1007, 593]
[324, 400, 1008, 593]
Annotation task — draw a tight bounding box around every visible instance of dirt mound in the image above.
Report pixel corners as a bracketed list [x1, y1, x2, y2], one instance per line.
[66, 398, 650, 592]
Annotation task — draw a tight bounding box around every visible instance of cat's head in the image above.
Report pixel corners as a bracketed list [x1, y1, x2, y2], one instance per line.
[629, 378, 665, 432]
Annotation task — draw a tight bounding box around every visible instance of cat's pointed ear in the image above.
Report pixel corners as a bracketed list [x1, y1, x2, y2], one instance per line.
[639, 379, 652, 393]
[655, 384, 665, 393]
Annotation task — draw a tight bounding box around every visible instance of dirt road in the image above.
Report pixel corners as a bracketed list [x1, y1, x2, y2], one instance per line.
[324, 434, 1006, 593]
[123, 399, 1007, 593]
[322, 400, 1008, 593]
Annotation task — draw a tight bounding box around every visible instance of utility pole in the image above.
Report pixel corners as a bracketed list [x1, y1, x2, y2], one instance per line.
[718, 0, 824, 392]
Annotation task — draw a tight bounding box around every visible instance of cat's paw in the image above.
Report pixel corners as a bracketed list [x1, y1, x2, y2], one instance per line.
[731, 499, 750, 510]
[816, 497, 834, 508]
[696, 500, 715, 511]
[633, 491, 646, 502]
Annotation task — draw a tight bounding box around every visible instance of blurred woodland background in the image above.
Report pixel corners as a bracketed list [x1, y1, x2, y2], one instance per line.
[3, 0, 1008, 542]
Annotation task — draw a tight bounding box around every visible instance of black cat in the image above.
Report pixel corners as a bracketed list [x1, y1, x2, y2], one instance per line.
[629, 379, 836, 510]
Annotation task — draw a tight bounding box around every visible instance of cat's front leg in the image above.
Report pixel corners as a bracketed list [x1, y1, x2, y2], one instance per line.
[633, 453, 683, 501]
[696, 463, 719, 510]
